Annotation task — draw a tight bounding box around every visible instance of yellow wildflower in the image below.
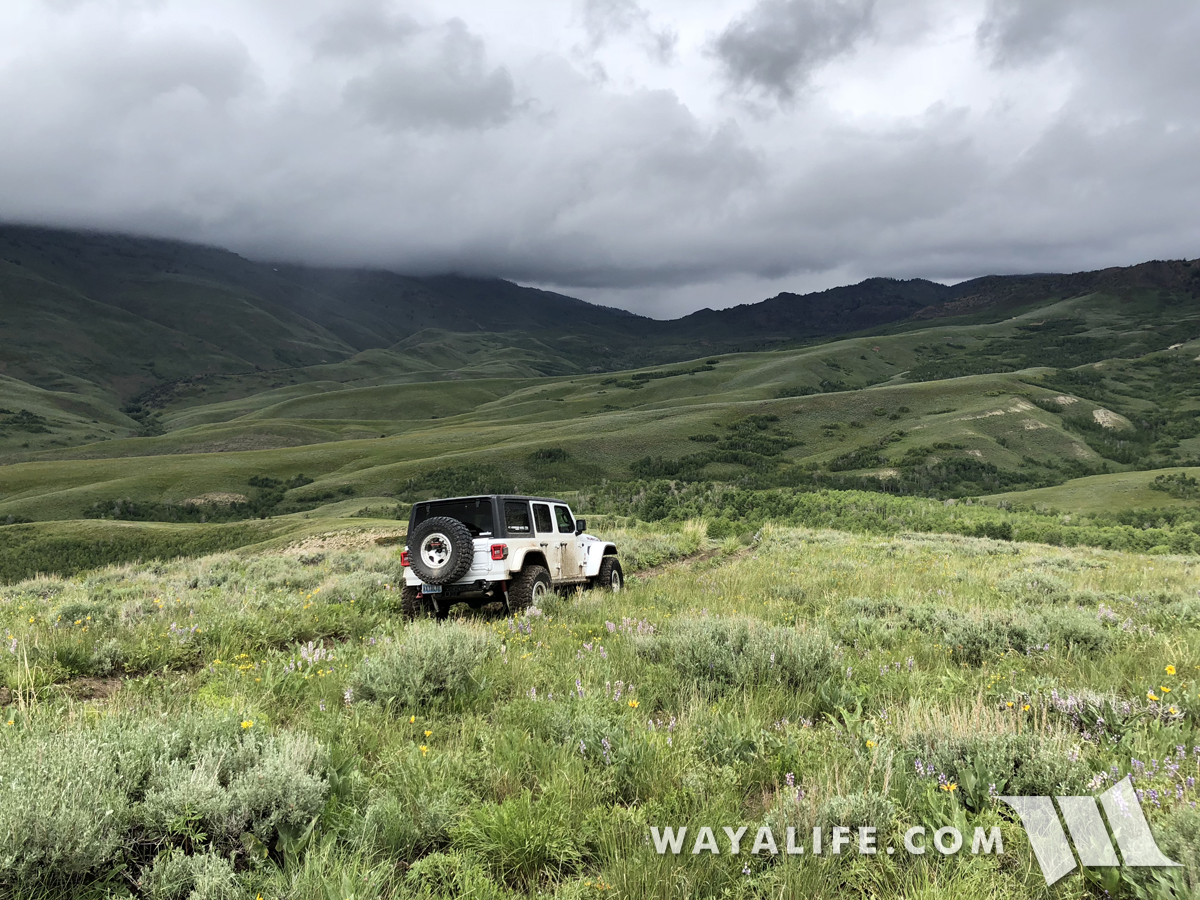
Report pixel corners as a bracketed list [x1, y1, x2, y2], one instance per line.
[424, 730, 432, 737]
[628, 699, 639, 708]
[1161, 686, 1172, 693]
[866, 740, 876, 749]
[940, 782, 957, 792]
[1148, 692, 1160, 701]
[241, 720, 254, 729]
[410, 715, 416, 724]
[420, 745, 428, 755]
[1167, 665, 1177, 676]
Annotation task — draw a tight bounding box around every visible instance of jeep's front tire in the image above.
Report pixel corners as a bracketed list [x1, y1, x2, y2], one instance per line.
[595, 557, 623, 593]
[507, 564, 551, 614]
[409, 516, 475, 585]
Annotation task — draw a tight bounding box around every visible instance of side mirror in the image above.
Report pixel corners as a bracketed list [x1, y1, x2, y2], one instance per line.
[575, 519, 587, 535]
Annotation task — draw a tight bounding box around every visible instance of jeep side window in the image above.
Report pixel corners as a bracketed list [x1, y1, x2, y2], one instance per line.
[554, 505, 574, 534]
[504, 500, 531, 535]
[532, 503, 554, 534]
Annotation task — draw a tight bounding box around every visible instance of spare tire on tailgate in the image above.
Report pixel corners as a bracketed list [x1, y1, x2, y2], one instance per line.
[409, 516, 475, 585]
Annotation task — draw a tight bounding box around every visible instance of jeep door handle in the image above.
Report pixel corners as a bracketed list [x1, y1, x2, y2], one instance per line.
[539, 542, 548, 547]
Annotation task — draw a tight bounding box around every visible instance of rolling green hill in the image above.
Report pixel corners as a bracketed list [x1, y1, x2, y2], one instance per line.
[2, 226, 1200, 571]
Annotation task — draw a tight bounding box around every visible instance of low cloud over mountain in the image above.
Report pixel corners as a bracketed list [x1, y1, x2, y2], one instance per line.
[1, 0, 1197, 317]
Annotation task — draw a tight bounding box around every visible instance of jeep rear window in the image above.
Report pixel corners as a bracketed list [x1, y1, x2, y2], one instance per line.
[504, 500, 532, 535]
[412, 499, 494, 537]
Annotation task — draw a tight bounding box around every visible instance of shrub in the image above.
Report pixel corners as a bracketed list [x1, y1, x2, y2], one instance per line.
[901, 604, 955, 635]
[1048, 610, 1111, 655]
[140, 848, 246, 900]
[0, 730, 132, 885]
[0, 714, 328, 891]
[139, 731, 329, 846]
[971, 520, 1014, 541]
[817, 791, 896, 830]
[351, 622, 494, 709]
[529, 448, 569, 463]
[905, 732, 1090, 812]
[53, 598, 114, 625]
[997, 570, 1072, 604]
[644, 616, 835, 692]
[944, 613, 1049, 667]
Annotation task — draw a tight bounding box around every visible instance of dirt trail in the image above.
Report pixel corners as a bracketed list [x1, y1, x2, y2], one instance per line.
[632, 545, 750, 580]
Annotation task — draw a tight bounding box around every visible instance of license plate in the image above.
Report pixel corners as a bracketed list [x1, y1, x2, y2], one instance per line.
[421, 584, 442, 594]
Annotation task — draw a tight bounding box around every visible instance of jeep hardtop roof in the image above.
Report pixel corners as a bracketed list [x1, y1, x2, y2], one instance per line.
[407, 495, 579, 540]
[410, 494, 571, 505]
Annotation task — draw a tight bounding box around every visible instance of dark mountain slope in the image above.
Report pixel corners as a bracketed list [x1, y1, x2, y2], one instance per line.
[673, 277, 953, 340]
[2, 225, 1199, 408]
[915, 259, 1200, 319]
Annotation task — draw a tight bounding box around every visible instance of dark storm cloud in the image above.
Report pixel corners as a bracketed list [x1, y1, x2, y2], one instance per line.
[0, 0, 1196, 317]
[712, 0, 875, 102]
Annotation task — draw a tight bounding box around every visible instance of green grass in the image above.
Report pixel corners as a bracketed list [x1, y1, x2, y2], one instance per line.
[990, 467, 1200, 514]
[4, 521, 1200, 896]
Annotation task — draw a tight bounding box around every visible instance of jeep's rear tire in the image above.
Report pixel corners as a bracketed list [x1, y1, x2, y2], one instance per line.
[508, 564, 551, 614]
[595, 557, 623, 593]
[402, 585, 451, 621]
[408, 516, 475, 585]
[401, 585, 425, 621]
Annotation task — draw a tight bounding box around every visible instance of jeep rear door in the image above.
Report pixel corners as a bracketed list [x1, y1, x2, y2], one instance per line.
[554, 504, 585, 582]
[531, 502, 563, 580]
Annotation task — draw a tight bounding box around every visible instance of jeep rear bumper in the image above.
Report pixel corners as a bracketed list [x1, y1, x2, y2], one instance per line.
[418, 579, 507, 601]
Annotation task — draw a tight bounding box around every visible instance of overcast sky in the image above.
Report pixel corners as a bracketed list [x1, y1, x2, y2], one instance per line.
[1, 0, 1197, 318]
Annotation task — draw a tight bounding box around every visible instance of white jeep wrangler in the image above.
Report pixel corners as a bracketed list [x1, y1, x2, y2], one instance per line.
[400, 494, 622, 619]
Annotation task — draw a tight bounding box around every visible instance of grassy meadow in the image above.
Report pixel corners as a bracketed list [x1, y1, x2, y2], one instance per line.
[3, 518, 1200, 898]
[3, 241, 1200, 898]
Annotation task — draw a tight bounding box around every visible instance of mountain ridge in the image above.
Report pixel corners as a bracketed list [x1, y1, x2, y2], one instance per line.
[2, 224, 1198, 410]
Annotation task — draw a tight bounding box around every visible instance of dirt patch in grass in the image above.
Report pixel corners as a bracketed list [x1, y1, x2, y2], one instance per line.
[184, 492, 248, 505]
[65, 677, 123, 701]
[284, 529, 406, 554]
[1092, 408, 1130, 430]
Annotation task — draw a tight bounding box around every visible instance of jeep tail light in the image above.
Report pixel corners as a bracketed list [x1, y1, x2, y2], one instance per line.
[490, 543, 509, 561]
[400, 550, 411, 567]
